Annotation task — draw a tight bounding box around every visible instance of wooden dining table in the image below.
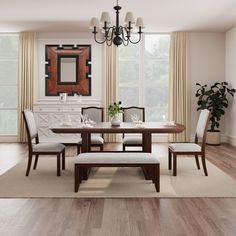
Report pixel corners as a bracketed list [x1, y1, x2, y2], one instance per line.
[51, 122, 185, 153]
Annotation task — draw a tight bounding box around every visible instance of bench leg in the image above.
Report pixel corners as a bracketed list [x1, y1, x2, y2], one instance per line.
[168, 148, 172, 170]
[74, 164, 80, 192]
[57, 154, 61, 176]
[154, 164, 160, 192]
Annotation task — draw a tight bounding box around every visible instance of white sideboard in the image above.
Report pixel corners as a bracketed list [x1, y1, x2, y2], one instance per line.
[33, 102, 83, 143]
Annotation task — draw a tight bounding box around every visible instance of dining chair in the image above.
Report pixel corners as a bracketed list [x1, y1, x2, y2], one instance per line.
[23, 109, 66, 176]
[168, 109, 210, 176]
[122, 106, 145, 151]
[81, 106, 104, 151]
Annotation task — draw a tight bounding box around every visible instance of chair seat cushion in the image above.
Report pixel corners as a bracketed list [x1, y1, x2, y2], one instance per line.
[75, 152, 159, 164]
[33, 143, 65, 153]
[169, 143, 201, 152]
[122, 136, 142, 145]
[91, 136, 104, 145]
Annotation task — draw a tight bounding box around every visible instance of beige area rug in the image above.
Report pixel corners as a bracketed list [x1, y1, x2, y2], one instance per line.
[1, 155, 236, 198]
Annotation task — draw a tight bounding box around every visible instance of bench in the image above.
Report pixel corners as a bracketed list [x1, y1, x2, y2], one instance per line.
[74, 152, 160, 192]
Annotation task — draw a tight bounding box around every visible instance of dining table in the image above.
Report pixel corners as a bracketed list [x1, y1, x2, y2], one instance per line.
[51, 122, 185, 153]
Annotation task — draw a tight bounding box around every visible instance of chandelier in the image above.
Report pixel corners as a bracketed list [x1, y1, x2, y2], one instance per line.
[89, 0, 144, 47]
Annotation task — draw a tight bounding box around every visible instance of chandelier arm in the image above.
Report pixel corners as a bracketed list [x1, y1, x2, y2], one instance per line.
[120, 27, 130, 42]
[106, 28, 115, 46]
[127, 32, 143, 44]
[93, 33, 108, 44]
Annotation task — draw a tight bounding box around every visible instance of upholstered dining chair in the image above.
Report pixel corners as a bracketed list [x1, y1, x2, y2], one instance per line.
[122, 106, 145, 151]
[81, 106, 104, 151]
[168, 109, 210, 176]
[23, 109, 66, 176]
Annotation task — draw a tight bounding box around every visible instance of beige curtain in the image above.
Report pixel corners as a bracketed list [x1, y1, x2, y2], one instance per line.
[104, 44, 118, 142]
[17, 32, 38, 142]
[169, 32, 189, 142]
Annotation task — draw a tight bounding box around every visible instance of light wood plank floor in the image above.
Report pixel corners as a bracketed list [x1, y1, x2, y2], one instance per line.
[0, 143, 236, 236]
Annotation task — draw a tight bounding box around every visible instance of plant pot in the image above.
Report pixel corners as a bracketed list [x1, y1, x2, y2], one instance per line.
[206, 131, 220, 145]
[111, 115, 121, 126]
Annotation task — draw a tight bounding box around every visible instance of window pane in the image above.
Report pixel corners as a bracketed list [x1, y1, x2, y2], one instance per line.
[119, 41, 140, 59]
[119, 87, 139, 106]
[0, 86, 17, 108]
[145, 35, 170, 59]
[0, 35, 18, 59]
[144, 59, 169, 82]
[119, 60, 139, 83]
[0, 110, 17, 134]
[144, 86, 168, 122]
[0, 61, 18, 84]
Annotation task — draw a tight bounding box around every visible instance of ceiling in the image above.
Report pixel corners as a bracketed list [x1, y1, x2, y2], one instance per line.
[1, 0, 236, 33]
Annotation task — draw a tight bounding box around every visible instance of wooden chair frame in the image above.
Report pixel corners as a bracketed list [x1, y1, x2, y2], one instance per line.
[81, 106, 104, 151]
[23, 110, 65, 176]
[168, 111, 210, 176]
[122, 106, 145, 151]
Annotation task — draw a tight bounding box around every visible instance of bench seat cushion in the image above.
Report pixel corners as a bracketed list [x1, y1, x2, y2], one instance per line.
[75, 152, 159, 164]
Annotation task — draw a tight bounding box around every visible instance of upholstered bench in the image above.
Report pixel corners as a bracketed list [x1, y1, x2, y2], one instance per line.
[74, 152, 160, 192]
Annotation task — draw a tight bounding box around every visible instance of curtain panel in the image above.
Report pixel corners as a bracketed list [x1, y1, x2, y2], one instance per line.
[17, 32, 37, 142]
[169, 32, 190, 142]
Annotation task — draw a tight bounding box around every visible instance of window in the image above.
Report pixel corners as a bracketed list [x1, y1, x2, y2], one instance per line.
[118, 34, 170, 121]
[0, 34, 19, 135]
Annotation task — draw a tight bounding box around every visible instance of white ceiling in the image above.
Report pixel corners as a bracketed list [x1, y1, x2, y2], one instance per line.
[1, 0, 236, 33]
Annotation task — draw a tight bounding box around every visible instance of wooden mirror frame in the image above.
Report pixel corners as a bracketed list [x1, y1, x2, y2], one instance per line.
[45, 44, 91, 96]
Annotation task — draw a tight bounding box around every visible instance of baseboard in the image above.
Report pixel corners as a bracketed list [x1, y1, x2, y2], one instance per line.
[0, 135, 17, 142]
[190, 133, 235, 146]
[225, 135, 236, 147]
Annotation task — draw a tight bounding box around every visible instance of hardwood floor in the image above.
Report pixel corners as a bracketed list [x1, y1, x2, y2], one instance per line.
[0, 143, 236, 236]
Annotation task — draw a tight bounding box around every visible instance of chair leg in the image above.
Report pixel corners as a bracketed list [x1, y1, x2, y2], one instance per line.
[26, 153, 33, 176]
[201, 154, 208, 176]
[77, 145, 80, 155]
[62, 149, 65, 170]
[57, 154, 61, 176]
[168, 148, 172, 170]
[74, 164, 80, 192]
[33, 154, 39, 170]
[173, 153, 177, 176]
[100, 145, 103, 151]
[195, 154, 200, 169]
[123, 144, 125, 151]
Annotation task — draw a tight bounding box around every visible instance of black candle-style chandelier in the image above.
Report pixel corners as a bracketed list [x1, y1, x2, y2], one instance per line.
[90, 0, 144, 47]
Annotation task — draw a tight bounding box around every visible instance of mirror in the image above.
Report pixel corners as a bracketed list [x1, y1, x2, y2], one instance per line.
[45, 44, 91, 96]
[58, 55, 78, 84]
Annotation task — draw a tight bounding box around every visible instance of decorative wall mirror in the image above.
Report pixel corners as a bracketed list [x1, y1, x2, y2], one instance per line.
[45, 44, 91, 96]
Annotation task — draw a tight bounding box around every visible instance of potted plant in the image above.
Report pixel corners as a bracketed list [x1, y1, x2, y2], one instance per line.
[195, 82, 236, 145]
[108, 101, 123, 126]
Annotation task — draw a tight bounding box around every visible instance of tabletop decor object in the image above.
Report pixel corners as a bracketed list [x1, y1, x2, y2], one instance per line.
[108, 101, 123, 126]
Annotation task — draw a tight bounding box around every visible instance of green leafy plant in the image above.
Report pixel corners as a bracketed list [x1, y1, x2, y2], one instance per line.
[195, 82, 236, 131]
[108, 101, 123, 117]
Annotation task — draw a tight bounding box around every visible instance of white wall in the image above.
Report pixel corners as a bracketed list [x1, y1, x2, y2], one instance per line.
[188, 32, 225, 139]
[37, 32, 104, 105]
[225, 28, 236, 146]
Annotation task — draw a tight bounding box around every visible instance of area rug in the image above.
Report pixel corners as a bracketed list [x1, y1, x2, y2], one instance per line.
[0, 155, 236, 198]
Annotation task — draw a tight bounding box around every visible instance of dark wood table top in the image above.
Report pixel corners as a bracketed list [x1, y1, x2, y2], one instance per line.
[51, 122, 185, 134]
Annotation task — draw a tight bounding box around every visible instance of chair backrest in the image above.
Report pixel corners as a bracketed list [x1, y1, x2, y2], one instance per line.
[81, 106, 104, 123]
[23, 109, 38, 139]
[195, 109, 210, 139]
[122, 107, 145, 122]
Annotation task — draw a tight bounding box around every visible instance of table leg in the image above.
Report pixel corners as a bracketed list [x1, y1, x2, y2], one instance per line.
[142, 132, 152, 180]
[81, 133, 91, 180]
